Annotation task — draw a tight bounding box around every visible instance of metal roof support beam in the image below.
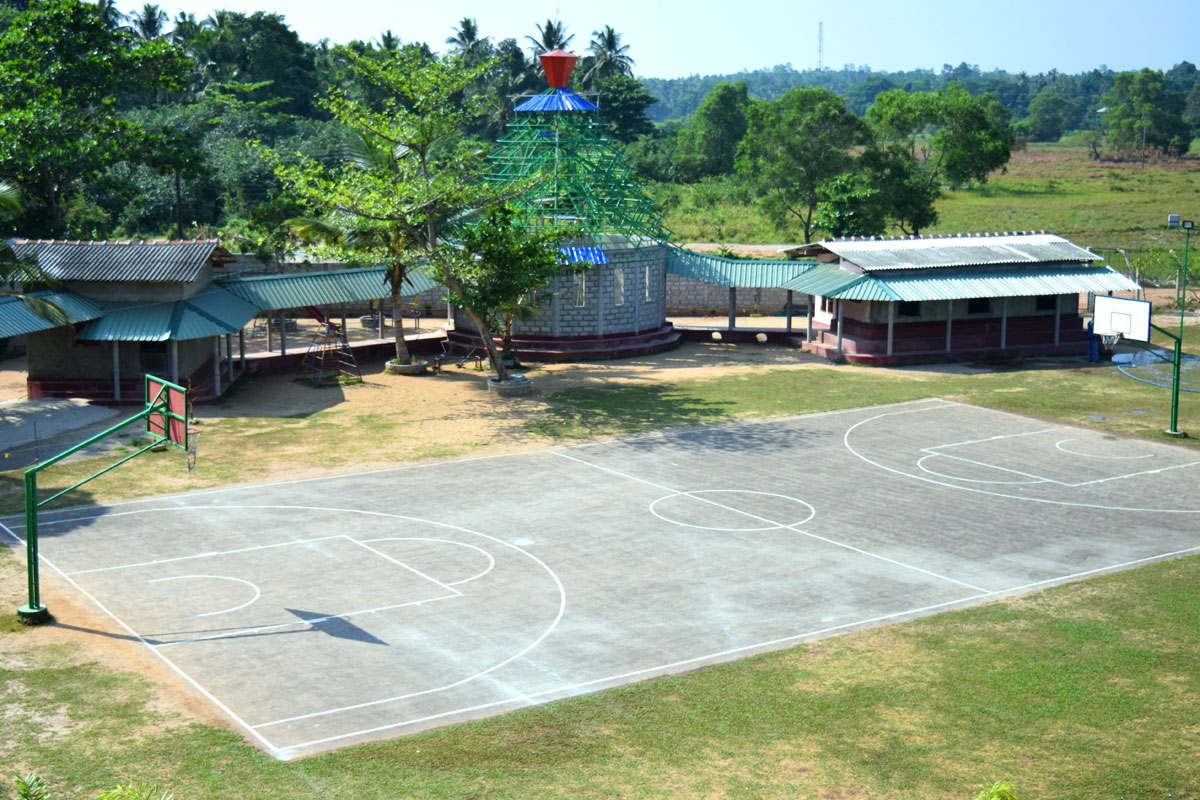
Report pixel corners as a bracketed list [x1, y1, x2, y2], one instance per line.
[279, 313, 287, 358]
[1053, 295, 1061, 346]
[1001, 298, 1008, 349]
[836, 301, 844, 354]
[226, 334, 233, 384]
[213, 338, 221, 397]
[112, 342, 121, 402]
[946, 300, 953, 353]
[887, 302, 895, 357]
[728, 287, 736, 330]
[786, 290, 793, 333]
[806, 296, 814, 343]
[238, 329, 246, 369]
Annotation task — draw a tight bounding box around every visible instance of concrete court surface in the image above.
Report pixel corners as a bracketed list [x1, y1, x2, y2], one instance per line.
[3, 398, 1199, 760]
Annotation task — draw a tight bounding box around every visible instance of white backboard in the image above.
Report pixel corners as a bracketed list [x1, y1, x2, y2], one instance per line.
[1093, 295, 1151, 342]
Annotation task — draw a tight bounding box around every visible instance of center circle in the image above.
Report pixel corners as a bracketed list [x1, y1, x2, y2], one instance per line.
[649, 489, 815, 531]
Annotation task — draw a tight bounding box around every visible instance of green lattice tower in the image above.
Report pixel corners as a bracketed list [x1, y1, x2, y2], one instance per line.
[487, 110, 672, 264]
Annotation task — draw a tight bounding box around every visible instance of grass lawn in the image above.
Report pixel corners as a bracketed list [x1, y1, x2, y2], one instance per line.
[2, 324, 1199, 798]
[654, 146, 1200, 253]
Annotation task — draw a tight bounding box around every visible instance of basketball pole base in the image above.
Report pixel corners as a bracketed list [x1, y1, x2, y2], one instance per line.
[17, 603, 51, 625]
[1164, 429, 1188, 438]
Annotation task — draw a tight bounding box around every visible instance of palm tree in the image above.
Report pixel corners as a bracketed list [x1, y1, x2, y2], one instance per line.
[128, 3, 167, 39]
[93, 0, 127, 31]
[377, 29, 399, 52]
[0, 184, 70, 329]
[445, 18, 482, 56]
[526, 19, 572, 56]
[170, 11, 201, 46]
[582, 25, 634, 88]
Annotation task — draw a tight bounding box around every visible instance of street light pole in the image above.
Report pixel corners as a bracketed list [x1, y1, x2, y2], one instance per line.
[1165, 214, 1192, 437]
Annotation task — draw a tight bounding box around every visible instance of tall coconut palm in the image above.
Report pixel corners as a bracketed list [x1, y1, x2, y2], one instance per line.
[446, 18, 482, 56]
[525, 19, 572, 56]
[170, 11, 201, 46]
[128, 3, 167, 39]
[0, 184, 70, 328]
[582, 25, 634, 88]
[377, 29, 399, 52]
[93, 0, 127, 31]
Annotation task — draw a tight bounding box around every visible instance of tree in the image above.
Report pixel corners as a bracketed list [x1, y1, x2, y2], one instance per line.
[0, 183, 70, 327]
[526, 18, 571, 56]
[596, 74, 655, 143]
[446, 17, 486, 60]
[674, 81, 749, 180]
[435, 204, 587, 383]
[1023, 88, 1071, 142]
[812, 172, 886, 238]
[1102, 68, 1193, 161]
[0, 0, 191, 236]
[127, 2, 165, 39]
[736, 87, 871, 242]
[581, 25, 633, 89]
[272, 45, 501, 364]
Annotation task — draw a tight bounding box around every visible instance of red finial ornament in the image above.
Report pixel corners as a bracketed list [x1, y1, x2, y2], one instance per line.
[539, 49, 577, 89]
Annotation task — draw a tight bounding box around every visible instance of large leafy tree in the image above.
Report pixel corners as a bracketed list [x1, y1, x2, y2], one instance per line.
[675, 81, 750, 181]
[0, 0, 191, 236]
[0, 183, 69, 327]
[436, 204, 586, 382]
[736, 87, 871, 242]
[596, 74, 655, 143]
[273, 45, 502, 364]
[1102, 68, 1193, 160]
[862, 85, 1014, 234]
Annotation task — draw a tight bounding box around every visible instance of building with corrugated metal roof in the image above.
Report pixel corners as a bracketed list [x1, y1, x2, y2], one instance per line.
[774, 231, 1139, 364]
[5, 240, 433, 401]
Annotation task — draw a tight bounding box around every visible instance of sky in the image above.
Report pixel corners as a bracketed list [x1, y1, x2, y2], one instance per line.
[178, 0, 1200, 79]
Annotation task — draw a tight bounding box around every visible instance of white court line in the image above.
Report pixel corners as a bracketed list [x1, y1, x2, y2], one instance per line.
[0, 518, 277, 754]
[1054, 438, 1155, 460]
[550, 449, 990, 593]
[844, 404, 1200, 513]
[351, 539, 463, 598]
[921, 451, 1070, 485]
[148, 575, 262, 617]
[155, 595, 461, 649]
[0, 398, 952, 527]
[927, 428, 1062, 449]
[359, 537, 496, 587]
[67, 534, 347, 576]
[1065, 459, 1200, 487]
[275, 538, 1200, 758]
[916, 454, 1047, 485]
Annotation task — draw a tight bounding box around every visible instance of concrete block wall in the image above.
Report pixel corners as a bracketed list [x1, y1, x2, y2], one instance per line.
[665, 277, 793, 316]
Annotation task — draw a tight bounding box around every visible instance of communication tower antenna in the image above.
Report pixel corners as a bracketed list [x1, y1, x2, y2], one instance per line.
[817, 21, 823, 71]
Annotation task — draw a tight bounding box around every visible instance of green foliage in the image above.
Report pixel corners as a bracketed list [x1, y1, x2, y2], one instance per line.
[973, 780, 1020, 800]
[674, 81, 750, 181]
[736, 87, 870, 242]
[596, 73, 655, 143]
[1022, 88, 1072, 142]
[813, 172, 887, 238]
[1102, 68, 1193, 158]
[1, 773, 50, 800]
[0, 0, 191, 235]
[273, 45, 501, 362]
[435, 203, 585, 380]
[94, 784, 173, 800]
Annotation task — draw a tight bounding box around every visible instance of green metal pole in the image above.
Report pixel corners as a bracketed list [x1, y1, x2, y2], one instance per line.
[18, 470, 48, 623]
[1167, 336, 1184, 437]
[1181, 227, 1190, 341]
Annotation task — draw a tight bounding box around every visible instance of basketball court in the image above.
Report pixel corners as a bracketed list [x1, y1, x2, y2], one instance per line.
[3, 399, 1199, 760]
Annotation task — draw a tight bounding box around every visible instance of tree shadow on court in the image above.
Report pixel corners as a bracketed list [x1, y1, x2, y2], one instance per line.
[522, 384, 737, 440]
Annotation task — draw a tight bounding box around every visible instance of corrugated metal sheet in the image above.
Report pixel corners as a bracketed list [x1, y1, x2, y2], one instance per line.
[219, 266, 435, 310]
[77, 285, 259, 342]
[559, 246, 609, 264]
[10, 240, 227, 282]
[666, 249, 813, 288]
[859, 265, 1139, 301]
[822, 233, 1098, 271]
[515, 89, 599, 112]
[779, 263, 879, 298]
[0, 290, 103, 337]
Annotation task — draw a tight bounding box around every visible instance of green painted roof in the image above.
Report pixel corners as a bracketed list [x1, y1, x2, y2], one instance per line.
[666, 248, 816, 288]
[781, 263, 1139, 302]
[0, 290, 103, 338]
[218, 266, 436, 310]
[77, 285, 259, 342]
